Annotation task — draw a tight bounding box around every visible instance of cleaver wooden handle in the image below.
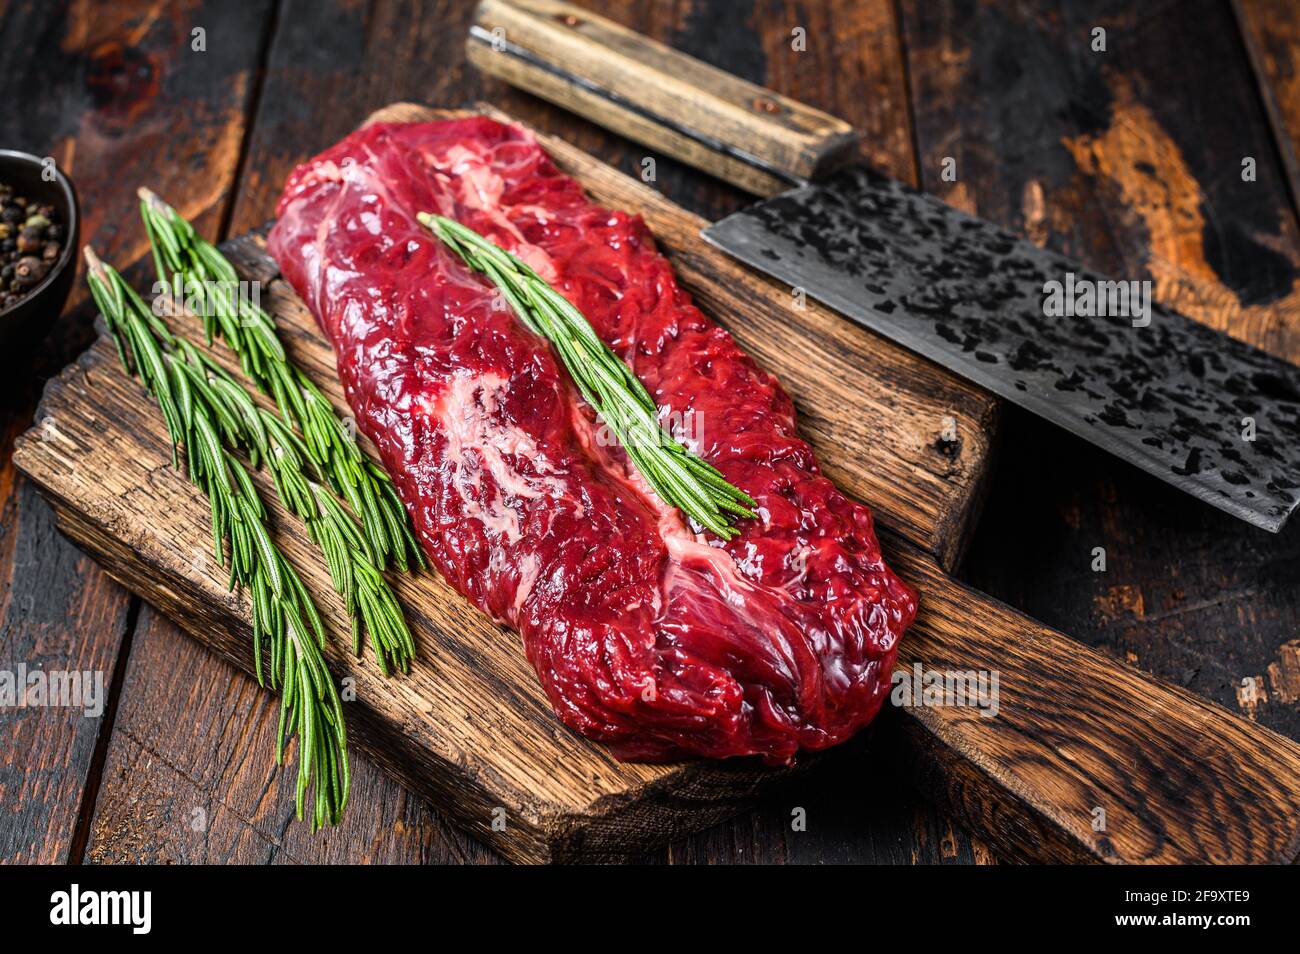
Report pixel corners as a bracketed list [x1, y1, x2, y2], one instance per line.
[468, 0, 860, 196]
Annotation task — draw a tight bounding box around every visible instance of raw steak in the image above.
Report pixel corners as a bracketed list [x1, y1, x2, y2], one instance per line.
[269, 117, 917, 763]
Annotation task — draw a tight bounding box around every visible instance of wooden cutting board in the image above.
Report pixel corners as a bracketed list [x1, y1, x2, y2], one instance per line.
[14, 104, 1300, 863]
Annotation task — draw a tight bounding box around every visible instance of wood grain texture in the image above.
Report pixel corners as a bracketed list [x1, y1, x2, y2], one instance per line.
[898, 0, 1300, 751]
[0, 0, 277, 863]
[1235, 0, 1300, 219]
[0, 477, 132, 864]
[889, 542, 1300, 864]
[470, 0, 860, 196]
[18, 102, 1300, 864]
[753, 0, 919, 187]
[901, 0, 1300, 358]
[84, 607, 500, 865]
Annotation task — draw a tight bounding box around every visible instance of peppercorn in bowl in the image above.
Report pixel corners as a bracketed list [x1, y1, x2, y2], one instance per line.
[0, 150, 79, 354]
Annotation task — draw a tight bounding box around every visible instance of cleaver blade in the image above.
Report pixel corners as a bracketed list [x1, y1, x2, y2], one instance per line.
[703, 166, 1300, 532]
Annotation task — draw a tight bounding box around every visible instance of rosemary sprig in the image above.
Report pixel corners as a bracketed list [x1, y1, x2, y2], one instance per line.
[419, 213, 756, 539]
[89, 240, 415, 677]
[168, 336, 417, 676]
[138, 188, 424, 573]
[85, 247, 348, 829]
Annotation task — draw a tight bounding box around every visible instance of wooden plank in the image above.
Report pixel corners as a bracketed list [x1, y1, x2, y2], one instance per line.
[887, 541, 1300, 864]
[753, 0, 920, 187]
[225, 0, 507, 237]
[0, 0, 277, 863]
[900, 0, 1300, 749]
[84, 607, 500, 865]
[1234, 0, 1300, 218]
[19, 102, 1300, 862]
[900, 0, 1300, 357]
[0, 473, 132, 864]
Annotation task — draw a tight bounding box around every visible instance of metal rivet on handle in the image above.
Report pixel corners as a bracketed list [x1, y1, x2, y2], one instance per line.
[752, 97, 781, 114]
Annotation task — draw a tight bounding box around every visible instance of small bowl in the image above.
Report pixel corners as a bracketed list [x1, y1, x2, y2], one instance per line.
[0, 150, 80, 354]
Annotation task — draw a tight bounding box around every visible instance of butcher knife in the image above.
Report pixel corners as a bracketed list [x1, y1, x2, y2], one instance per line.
[468, 0, 1300, 532]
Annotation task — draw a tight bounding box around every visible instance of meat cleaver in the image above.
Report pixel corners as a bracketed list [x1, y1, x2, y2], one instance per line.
[468, 0, 1300, 532]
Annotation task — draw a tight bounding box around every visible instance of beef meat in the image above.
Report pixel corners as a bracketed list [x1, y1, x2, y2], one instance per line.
[269, 117, 917, 763]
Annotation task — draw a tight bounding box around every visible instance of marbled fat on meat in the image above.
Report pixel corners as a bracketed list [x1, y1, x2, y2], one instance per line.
[269, 117, 917, 763]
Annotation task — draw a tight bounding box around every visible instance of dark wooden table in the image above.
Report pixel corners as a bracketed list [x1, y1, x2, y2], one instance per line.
[2, 0, 1298, 865]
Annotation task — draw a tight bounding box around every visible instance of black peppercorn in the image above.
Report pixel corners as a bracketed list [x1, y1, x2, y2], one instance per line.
[0, 180, 64, 310]
[12, 256, 48, 290]
[17, 227, 44, 254]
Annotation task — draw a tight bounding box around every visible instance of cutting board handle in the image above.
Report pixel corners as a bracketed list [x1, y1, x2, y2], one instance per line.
[468, 0, 860, 196]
